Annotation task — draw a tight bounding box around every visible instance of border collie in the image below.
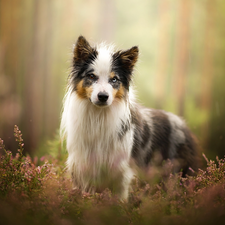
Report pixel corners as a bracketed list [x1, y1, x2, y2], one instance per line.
[60, 36, 199, 200]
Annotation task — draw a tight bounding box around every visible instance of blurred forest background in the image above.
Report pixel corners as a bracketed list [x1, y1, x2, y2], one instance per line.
[0, 0, 224, 159]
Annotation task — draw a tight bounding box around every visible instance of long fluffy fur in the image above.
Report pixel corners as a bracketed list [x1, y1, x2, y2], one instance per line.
[60, 36, 199, 200]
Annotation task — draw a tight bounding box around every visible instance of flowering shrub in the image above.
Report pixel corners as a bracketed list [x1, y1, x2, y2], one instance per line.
[0, 126, 225, 224]
[0, 125, 52, 197]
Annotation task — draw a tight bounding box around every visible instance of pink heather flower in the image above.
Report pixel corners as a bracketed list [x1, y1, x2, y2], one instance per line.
[40, 156, 45, 162]
[36, 166, 41, 174]
[33, 156, 38, 165]
[189, 167, 195, 173]
[202, 153, 209, 164]
[0, 138, 4, 150]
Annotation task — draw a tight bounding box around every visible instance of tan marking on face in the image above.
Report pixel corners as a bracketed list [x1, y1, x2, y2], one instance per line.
[111, 71, 125, 100]
[85, 86, 93, 98]
[110, 71, 116, 79]
[112, 84, 125, 100]
[76, 80, 93, 99]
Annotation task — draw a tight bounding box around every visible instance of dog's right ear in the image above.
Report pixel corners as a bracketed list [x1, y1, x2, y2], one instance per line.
[73, 36, 95, 62]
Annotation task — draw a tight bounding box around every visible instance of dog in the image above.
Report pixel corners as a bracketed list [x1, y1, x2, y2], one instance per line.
[60, 36, 199, 200]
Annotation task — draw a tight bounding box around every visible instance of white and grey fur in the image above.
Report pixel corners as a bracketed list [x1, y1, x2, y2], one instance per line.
[60, 36, 199, 200]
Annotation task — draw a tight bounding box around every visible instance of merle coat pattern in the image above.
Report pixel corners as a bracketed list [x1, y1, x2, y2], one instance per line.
[60, 36, 199, 200]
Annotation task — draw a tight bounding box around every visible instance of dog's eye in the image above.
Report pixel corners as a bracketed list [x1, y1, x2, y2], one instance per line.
[89, 74, 96, 79]
[111, 77, 118, 83]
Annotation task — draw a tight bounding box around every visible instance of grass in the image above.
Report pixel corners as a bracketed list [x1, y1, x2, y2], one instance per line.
[0, 125, 225, 225]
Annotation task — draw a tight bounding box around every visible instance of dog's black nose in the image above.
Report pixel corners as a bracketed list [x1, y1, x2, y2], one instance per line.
[98, 92, 109, 102]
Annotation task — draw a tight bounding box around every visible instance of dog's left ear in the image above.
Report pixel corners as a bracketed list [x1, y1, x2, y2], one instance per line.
[113, 46, 139, 73]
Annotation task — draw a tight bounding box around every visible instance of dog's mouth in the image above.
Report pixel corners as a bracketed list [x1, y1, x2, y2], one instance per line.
[89, 98, 109, 108]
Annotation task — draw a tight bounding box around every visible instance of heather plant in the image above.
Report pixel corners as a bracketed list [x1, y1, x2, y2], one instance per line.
[0, 125, 53, 197]
[0, 126, 225, 224]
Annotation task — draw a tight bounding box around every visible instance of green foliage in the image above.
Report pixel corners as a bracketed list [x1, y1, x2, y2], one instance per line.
[0, 126, 225, 224]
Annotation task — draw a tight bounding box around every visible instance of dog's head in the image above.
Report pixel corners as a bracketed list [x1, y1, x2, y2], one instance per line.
[71, 36, 138, 107]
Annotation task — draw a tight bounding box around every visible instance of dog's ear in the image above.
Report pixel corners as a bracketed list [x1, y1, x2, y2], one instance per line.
[73, 36, 95, 62]
[113, 46, 139, 73]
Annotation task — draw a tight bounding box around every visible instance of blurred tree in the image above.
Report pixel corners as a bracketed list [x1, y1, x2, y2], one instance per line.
[0, 0, 225, 158]
[155, 0, 170, 108]
[173, 0, 191, 116]
[0, 0, 67, 153]
[207, 0, 225, 158]
[200, 0, 216, 146]
[0, 0, 22, 152]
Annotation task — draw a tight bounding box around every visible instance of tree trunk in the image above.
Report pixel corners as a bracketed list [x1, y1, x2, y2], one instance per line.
[173, 1, 191, 116]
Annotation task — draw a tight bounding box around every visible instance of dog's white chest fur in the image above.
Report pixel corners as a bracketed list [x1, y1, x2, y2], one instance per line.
[64, 92, 134, 198]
